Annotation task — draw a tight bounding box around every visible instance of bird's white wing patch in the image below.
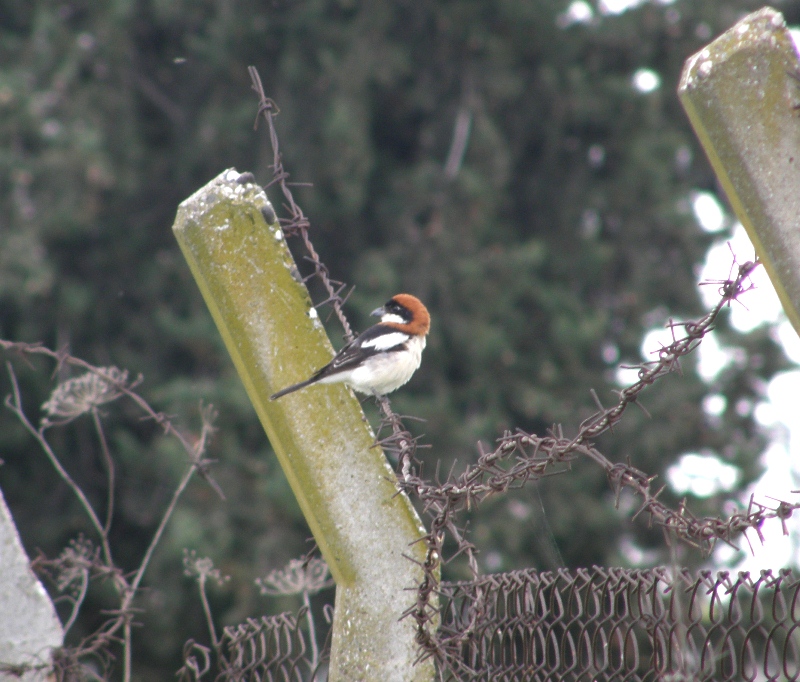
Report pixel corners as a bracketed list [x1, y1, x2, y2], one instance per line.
[361, 331, 408, 351]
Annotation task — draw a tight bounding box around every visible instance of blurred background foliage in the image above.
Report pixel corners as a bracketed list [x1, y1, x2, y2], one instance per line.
[0, 0, 796, 678]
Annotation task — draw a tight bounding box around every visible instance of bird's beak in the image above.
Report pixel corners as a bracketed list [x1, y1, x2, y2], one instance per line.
[370, 305, 386, 318]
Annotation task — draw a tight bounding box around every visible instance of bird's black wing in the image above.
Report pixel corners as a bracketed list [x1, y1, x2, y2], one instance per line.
[270, 324, 410, 399]
[315, 324, 409, 377]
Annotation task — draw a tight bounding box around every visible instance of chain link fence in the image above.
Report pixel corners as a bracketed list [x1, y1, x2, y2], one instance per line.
[219, 611, 328, 682]
[179, 608, 329, 682]
[209, 566, 800, 681]
[436, 566, 800, 681]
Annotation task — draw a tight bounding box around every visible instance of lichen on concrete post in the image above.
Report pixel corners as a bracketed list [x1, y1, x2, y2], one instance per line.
[678, 7, 800, 333]
[679, 7, 800, 335]
[172, 169, 433, 681]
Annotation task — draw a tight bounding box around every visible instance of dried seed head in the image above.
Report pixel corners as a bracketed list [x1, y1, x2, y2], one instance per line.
[183, 549, 230, 587]
[256, 557, 332, 597]
[41, 367, 128, 425]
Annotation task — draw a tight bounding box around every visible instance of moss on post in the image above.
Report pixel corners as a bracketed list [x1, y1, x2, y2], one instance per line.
[172, 169, 433, 681]
[679, 7, 800, 335]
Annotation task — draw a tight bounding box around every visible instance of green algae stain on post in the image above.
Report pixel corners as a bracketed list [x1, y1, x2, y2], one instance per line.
[172, 169, 433, 681]
[679, 7, 800, 336]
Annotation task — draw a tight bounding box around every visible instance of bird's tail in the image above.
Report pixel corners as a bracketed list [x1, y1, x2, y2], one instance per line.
[270, 376, 319, 400]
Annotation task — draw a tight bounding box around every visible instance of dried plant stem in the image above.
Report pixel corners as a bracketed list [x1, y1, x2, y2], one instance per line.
[130, 466, 197, 597]
[123, 620, 132, 682]
[62, 568, 90, 634]
[302, 589, 319, 671]
[5, 362, 115, 568]
[91, 407, 115, 535]
[198, 575, 220, 651]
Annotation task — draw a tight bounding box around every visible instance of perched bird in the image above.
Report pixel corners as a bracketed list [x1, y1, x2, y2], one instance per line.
[270, 293, 430, 400]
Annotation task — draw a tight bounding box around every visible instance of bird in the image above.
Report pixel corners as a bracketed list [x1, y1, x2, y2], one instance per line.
[270, 293, 430, 400]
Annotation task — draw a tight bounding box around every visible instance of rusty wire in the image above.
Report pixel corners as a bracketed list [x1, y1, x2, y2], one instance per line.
[220, 610, 328, 682]
[248, 66, 355, 343]
[178, 609, 329, 682]
[190, 566, 800, 681]
[247, 67, 427, 466]
[397, 257, 800, 664]
[242, 68, 800, 679]
[435, 566, 800, 681]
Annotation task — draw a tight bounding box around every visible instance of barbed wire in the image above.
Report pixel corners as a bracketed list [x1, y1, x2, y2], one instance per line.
[248, 66, 356, 343]
[243, 66, 800, 677]
[247, 67, 423, 467]
[394, 256, 800, 664]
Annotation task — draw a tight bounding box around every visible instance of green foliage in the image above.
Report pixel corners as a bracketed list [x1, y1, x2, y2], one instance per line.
[0, 0, 793, 677]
